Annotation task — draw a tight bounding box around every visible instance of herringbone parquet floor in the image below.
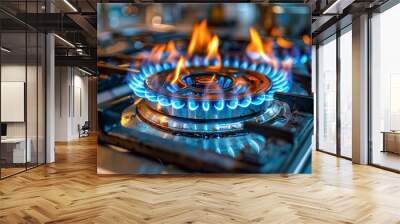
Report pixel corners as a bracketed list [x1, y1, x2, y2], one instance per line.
[1, 136, 400, 224]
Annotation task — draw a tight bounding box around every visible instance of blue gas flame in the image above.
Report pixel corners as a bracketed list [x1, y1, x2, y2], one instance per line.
[127, 56, 291, 112]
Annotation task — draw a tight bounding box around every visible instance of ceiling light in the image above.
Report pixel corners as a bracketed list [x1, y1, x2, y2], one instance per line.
[1, 47, 11, 53]
[323, 0, 341, 14]
[63, 0, 78, 12]
[54, 34, 75, 48]
[78, 67, 93, 76]
[322, 0, 355, 15]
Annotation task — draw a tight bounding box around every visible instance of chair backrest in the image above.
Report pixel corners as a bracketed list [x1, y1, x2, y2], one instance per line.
[82, 121, 90, 129]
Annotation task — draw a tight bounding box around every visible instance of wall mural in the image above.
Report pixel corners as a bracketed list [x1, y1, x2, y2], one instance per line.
[97, 3, 313, 174]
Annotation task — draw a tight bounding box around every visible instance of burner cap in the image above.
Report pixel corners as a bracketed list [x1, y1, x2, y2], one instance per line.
[183, 73, 234, 93]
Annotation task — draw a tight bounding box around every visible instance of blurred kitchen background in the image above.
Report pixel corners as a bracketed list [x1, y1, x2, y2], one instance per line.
[97, 3, 310, 55]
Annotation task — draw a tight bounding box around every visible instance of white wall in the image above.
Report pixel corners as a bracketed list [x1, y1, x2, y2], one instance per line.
[1, 64, 45, 163]
[1, 65, 26, 139]
[72, 73, 89, 138]
[54, 67, 89, 141]
[54, 66, 69, 141]
[0, 65, 41, 138]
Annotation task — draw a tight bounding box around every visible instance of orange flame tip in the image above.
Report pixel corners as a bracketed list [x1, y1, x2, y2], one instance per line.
[148, 40, 179, 63]
[207, 35, 219, 58]
[276, 37, 293, 49]
[171, 57, 185, 84]
[263, 38, 274, 56]
[166, 41, 178, 62]
[246, 27, 272, 63]
[206, 35, 222, 68]
[303, 35, 311, 45]
[187, 19, 212, 57]
[149, 44, 165, 63]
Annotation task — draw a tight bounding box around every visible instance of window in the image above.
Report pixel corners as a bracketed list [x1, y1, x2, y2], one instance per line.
[0, 1, 47, 179]
[317, 36, 337, 154]
[339, 28, 352, 158]
[371, 3, 400, 171]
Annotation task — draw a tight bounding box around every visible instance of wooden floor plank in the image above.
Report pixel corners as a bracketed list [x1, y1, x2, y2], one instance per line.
[1, 136, 400, 223]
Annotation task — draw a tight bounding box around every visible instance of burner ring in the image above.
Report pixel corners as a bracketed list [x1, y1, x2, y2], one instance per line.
[144, 66, 271, 102]
[135, 100, 282, 136]
[143, 66, 271, 119]
[128, 56, 291, 120]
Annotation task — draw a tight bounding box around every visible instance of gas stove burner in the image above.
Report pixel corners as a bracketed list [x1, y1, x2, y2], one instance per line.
[128, 56, 291, 120]
[125, 20, 296, 137]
